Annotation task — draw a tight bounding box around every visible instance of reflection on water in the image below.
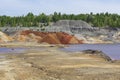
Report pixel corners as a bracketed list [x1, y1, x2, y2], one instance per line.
[62, 44, 120, 60]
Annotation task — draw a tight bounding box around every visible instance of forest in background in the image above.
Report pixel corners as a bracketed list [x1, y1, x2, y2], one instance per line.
[0, 12, 120, 28]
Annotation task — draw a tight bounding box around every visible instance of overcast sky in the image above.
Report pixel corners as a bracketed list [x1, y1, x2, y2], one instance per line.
[0, 0, 120, 16]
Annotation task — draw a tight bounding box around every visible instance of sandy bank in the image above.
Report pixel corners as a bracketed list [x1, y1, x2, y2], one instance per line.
[0, 46, 120, 80]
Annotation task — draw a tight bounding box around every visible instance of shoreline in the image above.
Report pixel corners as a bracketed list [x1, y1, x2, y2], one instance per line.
[0, 42, 119, 61]
[0, 45, 120, 80]
[0, 41, 118, 47]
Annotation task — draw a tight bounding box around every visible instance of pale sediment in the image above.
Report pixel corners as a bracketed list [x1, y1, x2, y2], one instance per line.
[0, 45, 120, 80]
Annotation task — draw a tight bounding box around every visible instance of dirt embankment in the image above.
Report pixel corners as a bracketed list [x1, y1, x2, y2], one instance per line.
[0, 31, 13, 42]
[0, 30, 117, 44]
[13, 30, 83, 44]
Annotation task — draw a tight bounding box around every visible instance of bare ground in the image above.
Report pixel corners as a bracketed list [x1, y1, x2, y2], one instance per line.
[0, 43, 120, 80]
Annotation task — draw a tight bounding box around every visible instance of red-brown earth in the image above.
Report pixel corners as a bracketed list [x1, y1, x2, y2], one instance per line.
[13, 30, 83, 44]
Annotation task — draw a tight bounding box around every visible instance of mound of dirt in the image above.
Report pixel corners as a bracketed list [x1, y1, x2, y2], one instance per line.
[14, 30, 83, 44]
[41, 33, 61, 44]
[56, 32, 81, 44]
[0, 31, 13, 42]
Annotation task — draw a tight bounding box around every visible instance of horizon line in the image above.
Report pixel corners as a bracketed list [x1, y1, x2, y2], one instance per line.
[0, 12, 120, 17]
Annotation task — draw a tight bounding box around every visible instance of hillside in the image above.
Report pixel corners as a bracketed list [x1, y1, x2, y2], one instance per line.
[13, 30, 83, 44]
[0, 31, 13, 42]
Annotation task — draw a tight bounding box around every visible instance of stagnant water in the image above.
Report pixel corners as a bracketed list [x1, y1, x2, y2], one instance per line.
[0, 44, 120, 60]
[61, 44, 120, 60]
[0, 47, 26, 54]
[0, 47, 47, 54]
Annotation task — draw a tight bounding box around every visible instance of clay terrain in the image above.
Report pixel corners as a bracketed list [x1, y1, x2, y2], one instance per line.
[0, 30, 83, 44]
[0, 30, 120, 80]
[0, 44, 120, 80]
[14, 30, 83, 44]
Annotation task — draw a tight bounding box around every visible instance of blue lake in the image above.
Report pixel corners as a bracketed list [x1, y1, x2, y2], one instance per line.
[61, 44, 120, 60]
[0, 47, 26, 54]
[0, 47, 46, 54]
[0, 44, 120, 60]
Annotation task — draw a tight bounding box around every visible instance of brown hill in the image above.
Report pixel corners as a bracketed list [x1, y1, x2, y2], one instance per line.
[14, 30, 83, 44]
[41, 34, 61, 44]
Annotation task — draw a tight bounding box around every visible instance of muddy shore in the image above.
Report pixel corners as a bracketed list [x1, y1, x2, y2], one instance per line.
[0, 42, 120, 80]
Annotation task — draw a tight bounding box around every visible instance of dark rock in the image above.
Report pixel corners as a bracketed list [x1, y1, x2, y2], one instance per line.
[82, 49, 112, 61]
[11, 48, 14, 50]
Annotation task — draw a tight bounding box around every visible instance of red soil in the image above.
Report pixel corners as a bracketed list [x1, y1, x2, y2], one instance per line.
[16, 30, 83, 44]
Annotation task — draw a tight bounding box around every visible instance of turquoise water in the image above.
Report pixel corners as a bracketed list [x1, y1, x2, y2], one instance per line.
[61, 44, 120, 60]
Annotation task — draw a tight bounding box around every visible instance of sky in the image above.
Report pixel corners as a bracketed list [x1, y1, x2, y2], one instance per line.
[0, 0, 120, 16]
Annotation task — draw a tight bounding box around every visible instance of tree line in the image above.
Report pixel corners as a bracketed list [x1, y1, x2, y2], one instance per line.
[0, 12, 120, 28]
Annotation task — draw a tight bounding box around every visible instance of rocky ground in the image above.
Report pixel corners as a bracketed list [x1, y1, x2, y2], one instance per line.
[0, 44, 120, 80]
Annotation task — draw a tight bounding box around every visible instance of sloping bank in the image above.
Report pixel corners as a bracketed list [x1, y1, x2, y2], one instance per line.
[13, 30, 83, 44]
[0, 31, 13, 42]
[82, 49, 112, 61]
